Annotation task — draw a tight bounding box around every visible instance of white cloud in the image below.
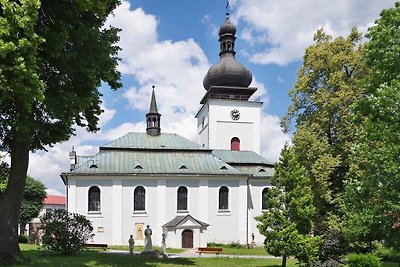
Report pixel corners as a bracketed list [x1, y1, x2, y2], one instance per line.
[202, 14, 219, 37]
[26, 1, 288, 194]
[260, 113, 291, 163]
[108, 2, 211, 141]
[234, 0, 397, 65]
[28, 105, 117, 193]
[46, 188, 64, 196]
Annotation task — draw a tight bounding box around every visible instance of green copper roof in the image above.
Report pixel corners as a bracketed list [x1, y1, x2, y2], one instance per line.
[102, 132, 209, 151]
[212, 150, 273, 165]
[66, 132, 272, 178]
[72, 150, 240, 175]
[234, 166, 274, 177]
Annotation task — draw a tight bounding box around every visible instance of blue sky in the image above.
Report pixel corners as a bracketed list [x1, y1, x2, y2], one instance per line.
[25, 0, 397, 195]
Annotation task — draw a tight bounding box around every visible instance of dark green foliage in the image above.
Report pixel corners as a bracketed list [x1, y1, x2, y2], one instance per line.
[343, 2, 400, 251]
[0, 0, 122, 152]
[0, 161, 9, 192]
[0, 170, 46, 225]
[19, 176, 46, 225]
[318, 228, 346, 263]
[0, 0, 121, 257]
[207, 242, 244, 248]
[256, 145, 321, 267]
[18, 235, 28, 244]
[372, 244, 400, 262]
[41, 209, 94, 255]
[311, 260, 341, 267]
[347, 254, 382, 267]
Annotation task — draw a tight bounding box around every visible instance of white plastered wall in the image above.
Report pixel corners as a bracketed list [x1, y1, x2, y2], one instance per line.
[207, 100, 262, 154]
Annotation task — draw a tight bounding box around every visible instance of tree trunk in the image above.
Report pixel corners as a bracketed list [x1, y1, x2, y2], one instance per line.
[282, 255, 287, 267]
[0, 140, 30, 262]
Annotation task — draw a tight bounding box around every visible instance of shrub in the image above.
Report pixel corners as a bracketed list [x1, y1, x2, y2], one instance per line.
[311, 259, 340, 267]
[319, 228, 346, 262]
[347, 254, 381, 267]
[226, 242, 244, 248]
[372, 244, 400, 262]
[41, 209, 94, 255]
[207, 242, 245, 248]
[18, 235, 28, 244]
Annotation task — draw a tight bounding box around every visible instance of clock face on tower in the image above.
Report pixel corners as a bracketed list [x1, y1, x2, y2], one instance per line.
[230, 109, 240, 120]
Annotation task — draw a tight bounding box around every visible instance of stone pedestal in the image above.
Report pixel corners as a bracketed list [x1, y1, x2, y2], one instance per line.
[140, 251, 159, 258]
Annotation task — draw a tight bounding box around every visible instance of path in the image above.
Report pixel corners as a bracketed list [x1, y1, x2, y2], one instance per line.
[107, 248, 279, 259]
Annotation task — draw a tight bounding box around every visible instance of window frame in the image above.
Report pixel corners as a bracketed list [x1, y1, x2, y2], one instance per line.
[261, 187, 269, 211]
[218, 186, 229, 210]
[88, 185, 101, 213]
[177, 186, 188, 212]
[133, 186, 146, 212]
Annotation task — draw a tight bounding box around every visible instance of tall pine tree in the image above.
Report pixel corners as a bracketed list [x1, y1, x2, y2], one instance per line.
[257, 145, 320, 267]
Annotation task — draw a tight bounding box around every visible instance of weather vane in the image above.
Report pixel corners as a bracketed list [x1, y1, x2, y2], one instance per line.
[226, 0, 230, 13]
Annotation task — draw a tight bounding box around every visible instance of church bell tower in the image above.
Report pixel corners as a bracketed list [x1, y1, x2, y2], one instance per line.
[195, 11, 262, 153]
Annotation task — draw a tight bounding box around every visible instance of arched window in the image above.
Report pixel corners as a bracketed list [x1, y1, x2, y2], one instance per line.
[231, 137, 240, 151]
[177, 186, 188, 211]
[219, 186, 229, 210]
[134, 186, 146, 211]
[88, 186, 100, 212]
[262, 188, 269, 210]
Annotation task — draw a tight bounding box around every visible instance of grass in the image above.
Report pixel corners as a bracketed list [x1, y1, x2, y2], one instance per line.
[206, 243, 270, 256]
[13, 244, 296, 267]
[108, 245, 184, 254]
[15, 244, 398, 267]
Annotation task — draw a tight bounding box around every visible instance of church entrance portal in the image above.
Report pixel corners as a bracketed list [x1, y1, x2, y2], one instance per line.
[182, 229, 193, 248]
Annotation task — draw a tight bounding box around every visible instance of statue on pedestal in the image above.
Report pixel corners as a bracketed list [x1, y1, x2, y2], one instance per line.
[144, 225, 153, 252]
[128, 235, 135, 255]
[161, 233, 166, 255]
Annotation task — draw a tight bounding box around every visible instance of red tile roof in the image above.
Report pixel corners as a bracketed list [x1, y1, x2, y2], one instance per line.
[44, 195, 65, 205]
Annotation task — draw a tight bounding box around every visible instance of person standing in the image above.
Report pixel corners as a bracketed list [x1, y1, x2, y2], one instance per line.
[128, 235, 135, 255]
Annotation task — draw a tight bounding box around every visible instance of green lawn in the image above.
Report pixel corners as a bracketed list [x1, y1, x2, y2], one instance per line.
[108, 245, 184, 254]
[13, 244, 295, 267]
[15, 244, 398, 267]
[210, 246, 269, 256]
[108, 244, 267, 256]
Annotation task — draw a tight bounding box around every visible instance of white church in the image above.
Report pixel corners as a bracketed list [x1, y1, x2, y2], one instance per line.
[61, 12, 274, 249]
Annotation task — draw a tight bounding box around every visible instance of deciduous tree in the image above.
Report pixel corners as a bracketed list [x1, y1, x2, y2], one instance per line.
[282, 28, 367, 230]
[19, 176, 46, 235]
[0, 164, 46, 235]
[0, 0, 121, 259]
[343, 2, 400, 251]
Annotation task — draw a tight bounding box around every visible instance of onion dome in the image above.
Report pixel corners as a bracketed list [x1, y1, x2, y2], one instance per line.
[219, 14, 236, 36]
[203, 13, 252, 90]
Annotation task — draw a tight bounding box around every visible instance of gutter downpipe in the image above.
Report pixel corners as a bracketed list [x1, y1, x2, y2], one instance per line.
[66, 175, 68, 211]
[246, 174, 253, 249]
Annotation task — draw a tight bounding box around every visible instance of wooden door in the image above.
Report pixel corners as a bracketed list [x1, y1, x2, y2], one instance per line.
[182, 229, 193, 248]
[135, 223, 144, 240]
